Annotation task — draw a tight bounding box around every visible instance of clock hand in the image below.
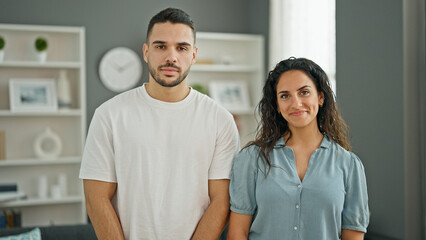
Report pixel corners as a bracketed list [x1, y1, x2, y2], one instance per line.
[121, 61, 135, 70]
[109, 61, 122, 71]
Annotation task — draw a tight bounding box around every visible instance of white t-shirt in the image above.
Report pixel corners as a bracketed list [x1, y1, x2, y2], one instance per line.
[79, 84, 240, 240]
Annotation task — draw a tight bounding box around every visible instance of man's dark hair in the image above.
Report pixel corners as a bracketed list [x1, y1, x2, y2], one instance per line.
[147, 8, 196, 43]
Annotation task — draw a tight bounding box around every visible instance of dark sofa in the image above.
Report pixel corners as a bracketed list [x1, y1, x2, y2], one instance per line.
[0, 224, 97, 240]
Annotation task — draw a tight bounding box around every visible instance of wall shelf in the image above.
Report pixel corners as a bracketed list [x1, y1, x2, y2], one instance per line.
[0, 195, 83, 208]
[0, 156, 81, 166]
[0, 23, 87, 227]
[0, 61, 81, 69]
[0, 110, 82, 117]
[191, 32, 264, 146]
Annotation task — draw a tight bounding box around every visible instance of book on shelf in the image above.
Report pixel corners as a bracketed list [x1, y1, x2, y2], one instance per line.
[0, 209, 21, 229]
[0, 184, 17, 192]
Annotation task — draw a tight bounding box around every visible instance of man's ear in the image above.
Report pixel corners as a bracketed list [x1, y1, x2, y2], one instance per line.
[191, 46, 198, 65]
[142, 43, 148, 63]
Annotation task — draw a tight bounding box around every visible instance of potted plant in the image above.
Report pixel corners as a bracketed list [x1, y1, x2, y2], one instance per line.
[35, 37, 48, 62]
[0, 35, 5, 62]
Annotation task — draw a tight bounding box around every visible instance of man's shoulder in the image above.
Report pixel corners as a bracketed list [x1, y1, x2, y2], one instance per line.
[98, 87, 143, 111]
[192, 90, 233, 116]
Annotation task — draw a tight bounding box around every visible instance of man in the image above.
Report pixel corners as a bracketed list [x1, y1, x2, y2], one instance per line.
[79, 8, 240, 240]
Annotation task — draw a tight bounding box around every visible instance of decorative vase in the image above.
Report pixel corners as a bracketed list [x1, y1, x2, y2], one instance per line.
[33, 127, 62, 160]
[0, 50, 4, 62]
[36, 51, 47, 63]
[57, 70, 72, 109]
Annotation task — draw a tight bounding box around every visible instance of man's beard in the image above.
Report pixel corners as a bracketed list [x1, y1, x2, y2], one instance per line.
[148, 62, 191, 87]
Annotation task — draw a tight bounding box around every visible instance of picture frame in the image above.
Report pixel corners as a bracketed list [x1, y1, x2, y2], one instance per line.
[208, 80, 251, 112]
[9, 78, 58, 112]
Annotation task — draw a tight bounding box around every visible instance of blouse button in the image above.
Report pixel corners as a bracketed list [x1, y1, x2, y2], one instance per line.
[294, 226, 298, 230]
[296, 204, 299, 209]
[297, 184, 302, 189]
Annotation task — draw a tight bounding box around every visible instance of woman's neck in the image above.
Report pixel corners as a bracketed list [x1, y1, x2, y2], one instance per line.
[284, 125, 323, 149]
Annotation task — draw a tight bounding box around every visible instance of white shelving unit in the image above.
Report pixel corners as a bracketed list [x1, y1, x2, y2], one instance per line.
[0, 24, 86, 227]
[191, 32, 264, 146]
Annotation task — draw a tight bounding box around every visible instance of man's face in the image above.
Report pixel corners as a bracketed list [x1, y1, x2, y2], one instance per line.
[143, 22, 197, 87]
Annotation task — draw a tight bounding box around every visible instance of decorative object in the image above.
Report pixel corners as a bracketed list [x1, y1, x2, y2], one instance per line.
[194, 59, 214, 64]
[58, 173, 67, 197]
[99, 47, 142, 92]
[56, 70, 72, 108]
[37, 175, 48, 199]
[208, 80, 251, 112]
[0, 35, 5, 62]
[33, 127, 62, 160]
[0, 130, 5, 160]
[220, 55, 233, 65]
[50, 184, 62, 199]
[34, 37, 48, 62]
[9, 78, 58, 112]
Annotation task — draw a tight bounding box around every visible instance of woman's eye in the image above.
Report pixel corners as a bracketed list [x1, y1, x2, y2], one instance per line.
[280, 94, 289, 99]
[301, 90, 310, 95]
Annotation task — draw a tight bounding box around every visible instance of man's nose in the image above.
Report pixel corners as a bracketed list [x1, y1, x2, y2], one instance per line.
[165, 49, 178, 63]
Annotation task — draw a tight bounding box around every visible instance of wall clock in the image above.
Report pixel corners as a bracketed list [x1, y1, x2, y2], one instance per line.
[98, 47, 142, 92]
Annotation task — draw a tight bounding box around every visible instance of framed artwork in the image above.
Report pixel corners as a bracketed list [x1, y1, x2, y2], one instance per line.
[208, 80, 251, 112]
[9, 78, 58, 112]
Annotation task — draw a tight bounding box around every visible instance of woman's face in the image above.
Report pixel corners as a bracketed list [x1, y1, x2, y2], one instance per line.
[276, 70, 324, 131]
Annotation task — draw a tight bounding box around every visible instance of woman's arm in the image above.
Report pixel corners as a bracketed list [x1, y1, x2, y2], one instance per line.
[227, 211, 253, 240]
[341, 229, 364, 240]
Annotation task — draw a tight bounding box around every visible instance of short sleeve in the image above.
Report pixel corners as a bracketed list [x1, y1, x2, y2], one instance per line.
[79, 108, 117, 182]
[342, 153, 370, 232]
[208, 110, 240, 179]
[229, 147, 258, 215]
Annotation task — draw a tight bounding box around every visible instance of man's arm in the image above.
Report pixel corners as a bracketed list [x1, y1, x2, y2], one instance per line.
[191, 179, 230, 240]
[84, 179, 125, 240]
[341, 229, 364, 240]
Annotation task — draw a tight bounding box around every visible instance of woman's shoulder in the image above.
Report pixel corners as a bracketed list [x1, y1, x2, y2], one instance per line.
[330, 141, 364, 169]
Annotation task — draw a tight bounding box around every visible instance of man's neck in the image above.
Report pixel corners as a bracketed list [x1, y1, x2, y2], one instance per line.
[144, 80, 190, 102]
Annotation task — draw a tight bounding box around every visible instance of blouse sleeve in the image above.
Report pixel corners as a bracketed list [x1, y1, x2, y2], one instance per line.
[229, 147, 258, 215]
[342, 153, 370, 232]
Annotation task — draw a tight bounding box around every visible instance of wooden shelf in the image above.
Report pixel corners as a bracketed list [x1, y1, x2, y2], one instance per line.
[0, 195, 83, 208]
[0, 61, 81, 69]
[0, 109, 82, 117]
[0, 156, 81, 166]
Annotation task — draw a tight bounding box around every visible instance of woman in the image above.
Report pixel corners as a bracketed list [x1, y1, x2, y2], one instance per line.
[227, 57, 369, 240]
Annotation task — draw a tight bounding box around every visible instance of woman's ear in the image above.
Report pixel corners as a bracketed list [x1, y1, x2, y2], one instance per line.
[319, 92, 325, 106]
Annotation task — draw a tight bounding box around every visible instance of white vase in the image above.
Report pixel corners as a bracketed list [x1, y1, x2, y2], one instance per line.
[0, 50, 4, 62]
[57, 70, 72, 108]
[37, 51, 47, 63]
[33, 127, 62, 160]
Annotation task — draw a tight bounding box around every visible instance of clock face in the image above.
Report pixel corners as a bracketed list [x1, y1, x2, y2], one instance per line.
[99, 47, 142, 92]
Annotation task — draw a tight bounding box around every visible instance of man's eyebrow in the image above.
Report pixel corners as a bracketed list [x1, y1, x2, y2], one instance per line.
[178, 42, 191, 46]
[151, 40, 166, 45]
[151, 40, 192, 46]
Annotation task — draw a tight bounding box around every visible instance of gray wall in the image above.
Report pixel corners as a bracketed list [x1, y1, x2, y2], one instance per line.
[0, 0, 251, 124]
[337, 0, 424, 239]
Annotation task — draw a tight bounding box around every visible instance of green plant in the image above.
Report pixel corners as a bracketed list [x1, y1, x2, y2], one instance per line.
[191, 84, 207, 95]
[35, 37, 48, 52]
[0, 36, 5, 50]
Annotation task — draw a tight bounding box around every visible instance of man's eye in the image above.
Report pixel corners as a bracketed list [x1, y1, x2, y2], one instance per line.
[156, 45, 165, 49]
[178, 47, 188, 51]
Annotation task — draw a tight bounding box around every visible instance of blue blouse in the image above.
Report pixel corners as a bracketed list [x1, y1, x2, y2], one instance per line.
[229, 136, 369, 240]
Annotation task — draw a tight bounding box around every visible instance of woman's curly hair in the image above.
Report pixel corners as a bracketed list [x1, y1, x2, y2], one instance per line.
[247, 57, 351, 171]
